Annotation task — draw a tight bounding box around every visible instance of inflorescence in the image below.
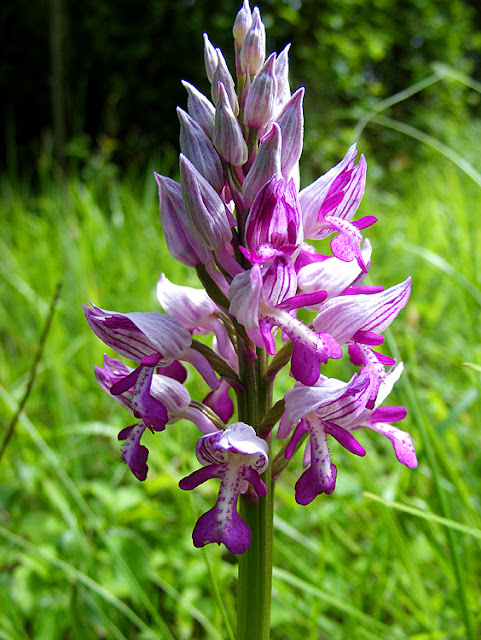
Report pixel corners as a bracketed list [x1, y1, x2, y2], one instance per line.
[84, 0, 417, 555]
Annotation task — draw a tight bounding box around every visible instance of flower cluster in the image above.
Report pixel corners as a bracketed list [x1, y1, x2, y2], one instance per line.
[84, 1, 417, 555]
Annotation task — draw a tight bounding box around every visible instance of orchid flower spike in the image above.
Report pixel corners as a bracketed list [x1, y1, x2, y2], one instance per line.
[84, 1, 416, 558]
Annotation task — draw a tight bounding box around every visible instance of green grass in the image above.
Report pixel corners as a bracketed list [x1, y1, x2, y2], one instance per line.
[1, 133, 480, 640]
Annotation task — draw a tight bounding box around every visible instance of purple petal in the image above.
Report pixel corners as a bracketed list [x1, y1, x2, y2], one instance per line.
[290, 341, 321, 386]
[228, 265, 263, 331]
[118, 423, 149, 481]
[132, 366, 169, 432]
[213, 82, 248, 165]
[285, 419, 308, 458]
[259, 318, 277, 354]
[275, 88, 305, 181]
[371, 406, 407, 423]
[313, 278, 411, 344]
[294, 421, 338, 504]
[352, 330, 384, 346]
[179, 463, 225, 490]
[110, 366, 142, 395]
[368, 423, 418, 469]
[295, 463, 337, 504]
[180, 153, 233, 250]
[323, 421, 366, 456]
[177, 106, 224, 190]
[155, 173, 213, 267]
[158, 360, 188, 383]
[242, 466, 267, 498]
[203, 381, 234, 423]
[277, 411, 294, 440]
[191, 503, 251, 555]
[276, 290, 327, 311]
[328, 218, 366, 270]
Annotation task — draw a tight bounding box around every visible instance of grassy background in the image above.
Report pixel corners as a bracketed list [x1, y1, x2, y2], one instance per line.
[1, 100, 481, 638]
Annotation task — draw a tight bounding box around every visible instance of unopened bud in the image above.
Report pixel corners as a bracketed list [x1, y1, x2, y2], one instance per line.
[239, 7, 266, 75]
[243, 122, 282, 205]
[275, 87, 304, 181]
[274, 44, 291, 110]
[182, 81, 216, 139]
[203, 34, 218, 82]
[233, 0, 252, 48]
[180, 154, 233, 250]
[177, 107, 224, 191]
[213, 82, 248, 166]
[154, 173, 212, 267]
[243, 53, 277, 129]
[211, 49, 239, 115]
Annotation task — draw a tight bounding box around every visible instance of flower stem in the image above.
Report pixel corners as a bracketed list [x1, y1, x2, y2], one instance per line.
[236, 348, 273, 640]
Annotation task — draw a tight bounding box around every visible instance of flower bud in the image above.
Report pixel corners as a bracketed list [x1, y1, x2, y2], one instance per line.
[213, 82, 248, 166]
[274, 44, 291, 110]
[179, 153, 233, 250]
[275, 87, 304, 181]
[243, 122, 282, 205]
[177, 107, 224, 191]
[203, 33, 218, 82]
[240, 7, 266, 75]
[155, 173, 212, 266]
[233, 0, 252, 48]
[181, 81, 215, 139]
[243, 53, 277, 129]
[212, 49, 239, 115]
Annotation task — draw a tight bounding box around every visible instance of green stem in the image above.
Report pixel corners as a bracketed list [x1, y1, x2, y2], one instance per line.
[236, 348, 274, 640]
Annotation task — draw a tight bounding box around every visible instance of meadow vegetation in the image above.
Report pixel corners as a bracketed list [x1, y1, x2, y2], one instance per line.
[1, 11, 481, 638]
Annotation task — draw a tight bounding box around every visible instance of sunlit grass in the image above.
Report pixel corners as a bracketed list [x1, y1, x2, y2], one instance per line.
[1, 141, 480, 639]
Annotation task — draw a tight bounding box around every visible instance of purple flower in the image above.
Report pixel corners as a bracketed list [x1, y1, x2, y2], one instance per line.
[228, 261, 340, 385]
[84, 1, 416, 553]
[95, 355, 220, 480]
[84, 303, 220, 392]
[299, 145, 373, 271]
[179, 423, 268, 554]
[282, 364, 416, 504]
[243, 176, 303, 264]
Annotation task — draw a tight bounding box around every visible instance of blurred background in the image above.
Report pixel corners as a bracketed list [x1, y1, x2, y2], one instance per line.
[1, 1, 481, 639]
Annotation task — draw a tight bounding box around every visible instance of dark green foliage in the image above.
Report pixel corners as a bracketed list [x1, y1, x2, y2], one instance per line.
[1, 0, 481, 172]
